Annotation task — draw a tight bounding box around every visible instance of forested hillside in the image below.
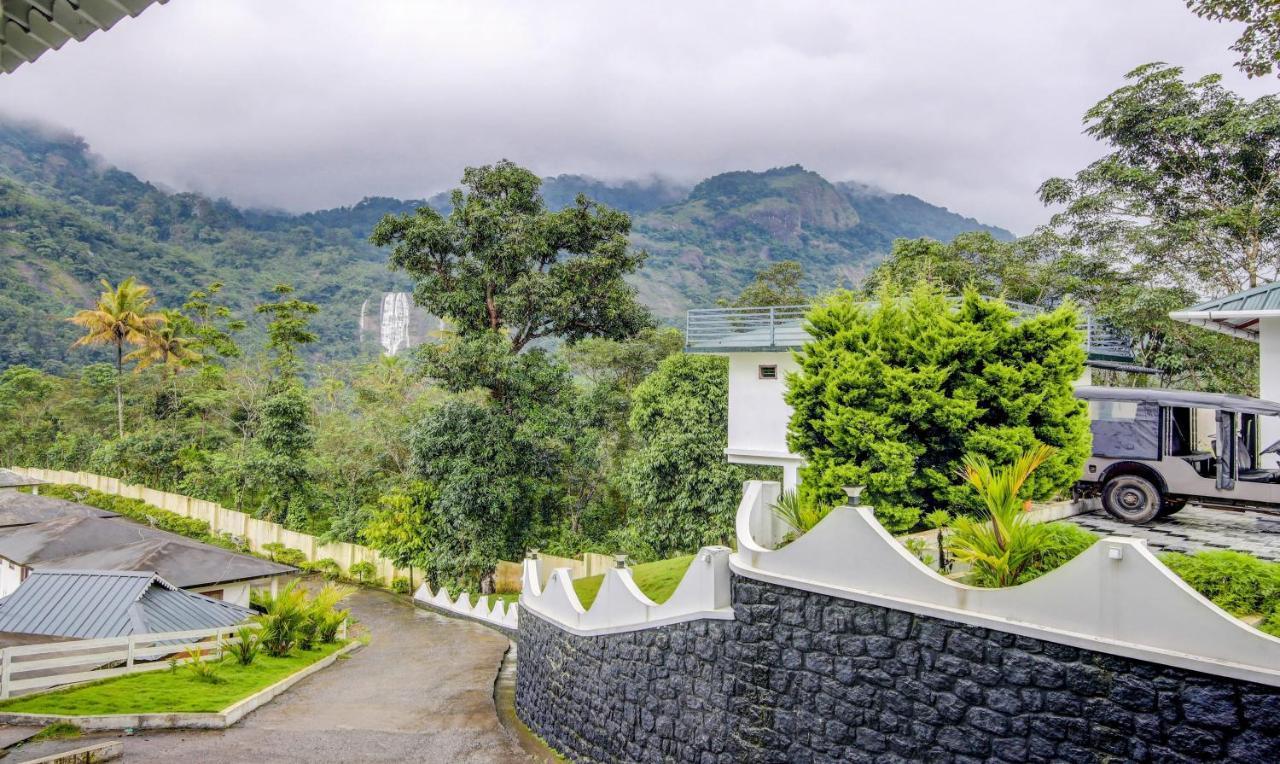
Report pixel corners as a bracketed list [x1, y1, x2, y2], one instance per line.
[0, 118, 1009, 370]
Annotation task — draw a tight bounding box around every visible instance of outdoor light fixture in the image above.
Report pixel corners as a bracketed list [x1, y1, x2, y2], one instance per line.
[1108, 545, 1124, 561]
[842, 485, 865, 504]
[527, 548, 539, 560]
[614, 554, 628, 569]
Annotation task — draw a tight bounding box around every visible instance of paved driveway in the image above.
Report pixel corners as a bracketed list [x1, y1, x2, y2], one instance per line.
[1068, 505, 1280, 561]
[56, 587, 531, 763]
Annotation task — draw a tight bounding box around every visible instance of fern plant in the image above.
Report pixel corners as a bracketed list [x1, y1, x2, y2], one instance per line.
[182, 647, 225, 684]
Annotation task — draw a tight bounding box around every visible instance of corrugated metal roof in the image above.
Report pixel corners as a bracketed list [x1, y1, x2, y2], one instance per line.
[1, 0, 167, 74]
[0, 569, 250, 639]
[1170, 282, 1280, 341]
[0, 515, 295, 587]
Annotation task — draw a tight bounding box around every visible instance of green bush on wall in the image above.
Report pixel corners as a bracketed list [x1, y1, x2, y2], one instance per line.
[786, 286, 1091, 532]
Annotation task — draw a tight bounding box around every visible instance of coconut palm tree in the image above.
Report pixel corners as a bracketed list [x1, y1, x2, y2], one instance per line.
[126, 311, 203, 378]
[67, 277, 166, 436]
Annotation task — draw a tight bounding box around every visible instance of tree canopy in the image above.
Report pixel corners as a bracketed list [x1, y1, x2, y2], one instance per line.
[1040, 63, 1280, 295]
[371, 160, 651, 353]
[1187, 0, 1280, 78]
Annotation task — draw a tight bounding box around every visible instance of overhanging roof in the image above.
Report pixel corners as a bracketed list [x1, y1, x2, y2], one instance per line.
[1, 0, 166, 74]
[1075, 385, 1280, 417]
[1168, 282, 1280, 343]
[0, 469, 45, 489]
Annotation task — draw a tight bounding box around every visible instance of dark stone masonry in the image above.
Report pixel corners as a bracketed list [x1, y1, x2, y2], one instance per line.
[515, 575, 1280, 763]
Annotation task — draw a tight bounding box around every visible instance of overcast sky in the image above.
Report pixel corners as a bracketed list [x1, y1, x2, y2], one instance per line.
[1, 0, 1275, 233]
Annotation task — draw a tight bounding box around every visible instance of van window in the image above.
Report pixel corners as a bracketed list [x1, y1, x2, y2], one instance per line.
[1089, 400, 1160, 459]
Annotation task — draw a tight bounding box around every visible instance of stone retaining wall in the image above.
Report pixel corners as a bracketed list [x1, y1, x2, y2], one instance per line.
[516, 575, 1280, 763]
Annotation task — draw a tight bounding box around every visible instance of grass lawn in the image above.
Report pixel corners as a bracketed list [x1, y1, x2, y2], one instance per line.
[573, 555, 696, 610]
[0, 642, 347, 716]
[466, 592, 520, 612]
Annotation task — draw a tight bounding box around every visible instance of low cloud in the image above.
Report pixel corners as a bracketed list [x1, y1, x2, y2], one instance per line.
[2, 0, 1272, 233]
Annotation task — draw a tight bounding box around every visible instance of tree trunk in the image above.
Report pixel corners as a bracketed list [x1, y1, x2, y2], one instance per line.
[115, 342, 125, 437]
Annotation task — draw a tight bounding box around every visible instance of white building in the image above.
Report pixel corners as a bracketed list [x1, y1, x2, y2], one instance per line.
[686, 302, 1139, 492]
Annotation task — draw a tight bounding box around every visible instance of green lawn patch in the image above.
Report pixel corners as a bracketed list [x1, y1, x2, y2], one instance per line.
[0, 642, 346, 716]
[573, 555, 696, 610]
[465, 592, 520, 612]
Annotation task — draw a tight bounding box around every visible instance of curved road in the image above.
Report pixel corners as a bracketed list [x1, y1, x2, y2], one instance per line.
[116, 588, 531, 763]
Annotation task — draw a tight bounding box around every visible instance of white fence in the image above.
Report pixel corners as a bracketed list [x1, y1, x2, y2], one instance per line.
[9, 467, 409, 585]
[0, 625, 250, 700]
[413, 585, 520, 631]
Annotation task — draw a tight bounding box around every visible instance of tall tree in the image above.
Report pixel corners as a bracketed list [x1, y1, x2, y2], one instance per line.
[370, 159, 651, 355]
[67, 277, 165, 436]
[1039, 63, 1280, 295]
[255, 284, 319, 382]
[1187, 0, 1280, 78]
[125, 311, 203, 376]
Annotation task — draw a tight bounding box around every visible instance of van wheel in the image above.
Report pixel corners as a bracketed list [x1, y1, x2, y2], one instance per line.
[1157, 498, 1187, 517]
[1102, 475, 1162, 524]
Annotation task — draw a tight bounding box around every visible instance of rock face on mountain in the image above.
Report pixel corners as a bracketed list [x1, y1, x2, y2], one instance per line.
[0, 118, 1010, 369]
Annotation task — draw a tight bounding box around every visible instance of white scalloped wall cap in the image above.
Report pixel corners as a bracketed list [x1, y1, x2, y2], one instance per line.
[731, 504, 1280, 687]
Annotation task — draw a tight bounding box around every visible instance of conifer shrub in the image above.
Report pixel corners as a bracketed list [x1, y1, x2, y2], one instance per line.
[786, 286, 1090, 532]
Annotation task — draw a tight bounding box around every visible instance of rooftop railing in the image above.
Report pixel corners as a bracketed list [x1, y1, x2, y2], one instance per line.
[685, 302, 1136, 362]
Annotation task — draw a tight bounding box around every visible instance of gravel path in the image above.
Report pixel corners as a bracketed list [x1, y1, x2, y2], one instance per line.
[15, 587, 531, 763]
[1068, 505, 1280, 561]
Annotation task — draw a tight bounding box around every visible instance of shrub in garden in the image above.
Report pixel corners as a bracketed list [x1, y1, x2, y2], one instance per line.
[391, 577, 411, 594]
[769, 489, 832, 538]
[224, 626, 262, 666]
[308, 558, 341, 580]
[181, 647, 225, 684]
[1160, 549, 1280, 616]
[786, 286, 1089, 531]
[348, 561, 378, 585]
[253, 582, 309, 657]
[948, 446, 1097, 587]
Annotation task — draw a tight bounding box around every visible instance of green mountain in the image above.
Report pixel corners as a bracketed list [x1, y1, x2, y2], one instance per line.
[0, 119, 1011, 371]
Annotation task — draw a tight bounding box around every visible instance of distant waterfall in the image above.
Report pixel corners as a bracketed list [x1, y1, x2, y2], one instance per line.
[380, 292, 413, 356]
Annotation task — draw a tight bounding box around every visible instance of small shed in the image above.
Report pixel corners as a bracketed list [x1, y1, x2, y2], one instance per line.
[0, 569, 251, 642]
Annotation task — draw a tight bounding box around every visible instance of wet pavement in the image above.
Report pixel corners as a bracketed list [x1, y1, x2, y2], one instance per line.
[13, 587, 531, 764]
[1068, 504, 1280, 561]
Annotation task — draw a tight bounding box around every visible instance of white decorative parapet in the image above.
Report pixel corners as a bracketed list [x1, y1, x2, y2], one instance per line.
[412, 583, 519, 631]
[519, 546, 735, 637]
[732, 480, 1280, 687]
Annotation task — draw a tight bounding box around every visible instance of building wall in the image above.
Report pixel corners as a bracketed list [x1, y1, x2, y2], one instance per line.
[726, 352, 803, 489]
[0, 559, 22, 598]
[517, 575, 1280, 764]
[191, 581, 252, 608]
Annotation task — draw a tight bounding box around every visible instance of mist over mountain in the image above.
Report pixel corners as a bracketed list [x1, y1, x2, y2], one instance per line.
[0, 118, 1010, 370]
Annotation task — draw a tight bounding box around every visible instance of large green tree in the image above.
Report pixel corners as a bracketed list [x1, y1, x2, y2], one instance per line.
[1040, 63, 1280, 295]
[622, 353, 748, 559]
[786, 287, 1090, 532]
[371, 159, 650, 355]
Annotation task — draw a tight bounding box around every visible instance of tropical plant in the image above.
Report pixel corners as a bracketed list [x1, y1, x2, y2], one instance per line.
[769, 490, 830, 537]
[948, 445, 1087, 587]
[305, 583, 354, 646]
[67, 277, 165, 435]
[252, 581, 310, 657]
[124, 311, 202, 378]
[181, 646, 225, 684]
[223, 626, 262, 666]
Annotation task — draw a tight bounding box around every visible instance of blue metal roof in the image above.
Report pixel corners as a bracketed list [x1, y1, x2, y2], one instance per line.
[0, 569, 250, 639]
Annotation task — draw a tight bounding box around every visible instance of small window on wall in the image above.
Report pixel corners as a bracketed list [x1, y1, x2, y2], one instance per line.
[758, 364, 778, 380]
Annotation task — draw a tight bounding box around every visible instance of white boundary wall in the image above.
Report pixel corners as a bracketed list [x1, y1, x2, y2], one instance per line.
[412, 584, 519, 631]
[517, 546, 734, 637]
[9, 467, 408, 585]
[733, 479, 1280, 688]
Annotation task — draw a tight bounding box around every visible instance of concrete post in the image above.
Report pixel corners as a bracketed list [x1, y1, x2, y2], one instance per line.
[1261, 318, 1280, 467]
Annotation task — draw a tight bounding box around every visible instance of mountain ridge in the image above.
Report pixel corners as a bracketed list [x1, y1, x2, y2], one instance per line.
[0, 118, 1012, 370]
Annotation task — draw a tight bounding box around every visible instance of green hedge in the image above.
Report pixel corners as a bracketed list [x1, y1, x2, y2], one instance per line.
[37, 484, 243, 551]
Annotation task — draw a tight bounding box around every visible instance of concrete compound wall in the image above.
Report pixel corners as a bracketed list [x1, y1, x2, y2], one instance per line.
[517, 574, 1280, 764]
